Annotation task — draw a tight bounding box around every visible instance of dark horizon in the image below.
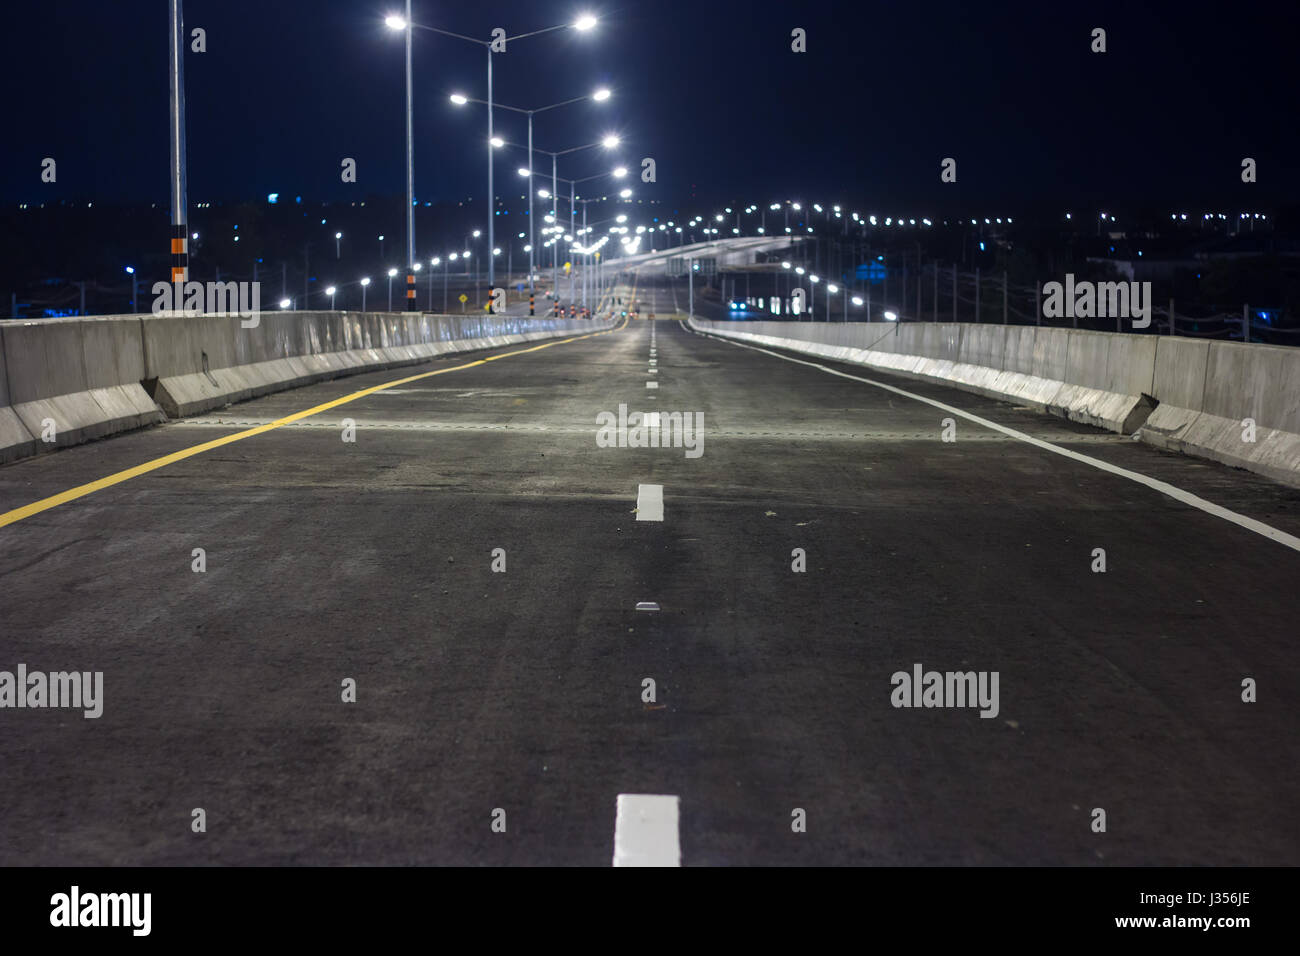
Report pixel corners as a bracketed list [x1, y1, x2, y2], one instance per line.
[1, 0, 1296, 207]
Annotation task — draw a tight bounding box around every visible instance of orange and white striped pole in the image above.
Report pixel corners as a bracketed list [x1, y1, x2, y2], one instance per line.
[168, 0, 188, 295]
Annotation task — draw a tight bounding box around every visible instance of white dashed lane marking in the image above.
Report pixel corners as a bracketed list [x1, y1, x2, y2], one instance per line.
[646, 381, 658, 389]
[636, 483, 664, 522]
[613, 794, 681, 867]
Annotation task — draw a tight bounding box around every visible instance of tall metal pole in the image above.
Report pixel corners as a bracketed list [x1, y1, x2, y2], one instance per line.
[527, 112, 535, 301]
[486, 46, 495, 302]
[404, 0, 416, 311]
[582, 202, 589, 313]
[569, 181, 577, 306]
[552, 154, 559, 307]
[168, 0, 188, 290]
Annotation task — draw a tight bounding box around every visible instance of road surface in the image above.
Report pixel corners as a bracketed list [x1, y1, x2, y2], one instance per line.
[2, 271, 1297, 865]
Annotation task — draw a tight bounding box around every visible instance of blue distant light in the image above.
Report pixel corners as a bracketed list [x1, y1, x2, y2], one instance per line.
[267, 193, 279, 204]
[295, 196, 302, 204]
[979, 241, 985, 251]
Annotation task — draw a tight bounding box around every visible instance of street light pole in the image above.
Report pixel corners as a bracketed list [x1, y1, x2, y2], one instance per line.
[168, 0, 188, 290]
[527, 111, 534, 302]
[569, 180, 578, 306]
[404, 0, 415, 311]
[552, 154, 559, 305]
[486, 45, 495, 302]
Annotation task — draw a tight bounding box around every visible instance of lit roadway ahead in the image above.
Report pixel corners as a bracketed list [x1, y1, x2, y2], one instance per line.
[1, 271, 1297, 865]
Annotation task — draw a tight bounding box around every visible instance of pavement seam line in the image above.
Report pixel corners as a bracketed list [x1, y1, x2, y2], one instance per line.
[0, 319, 628, 530]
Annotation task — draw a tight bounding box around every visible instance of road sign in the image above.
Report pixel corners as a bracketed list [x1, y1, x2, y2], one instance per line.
[458, 293, 468, 303]
[564, 262, 571, 274]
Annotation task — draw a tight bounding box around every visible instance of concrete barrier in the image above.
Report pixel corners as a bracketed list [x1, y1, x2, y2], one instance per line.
[142, 311, 607, 417]
[0, 331, 37, 464]
[689, 318, 1300, 489]
[1, 316, 164, 459]
[1140, 338, 1300, 487]
[1, 311, 611, 462]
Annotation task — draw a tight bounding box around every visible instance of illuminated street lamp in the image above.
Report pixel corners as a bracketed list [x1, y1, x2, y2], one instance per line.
[451, 87, 612, 304]
[394, 13, 599, 302]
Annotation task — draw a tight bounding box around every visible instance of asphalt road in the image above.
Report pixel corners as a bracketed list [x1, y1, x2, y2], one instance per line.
[2, 271, 1298, 865]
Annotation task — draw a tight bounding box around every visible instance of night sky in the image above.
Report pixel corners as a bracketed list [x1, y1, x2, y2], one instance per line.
[2, 1, 1295, 208]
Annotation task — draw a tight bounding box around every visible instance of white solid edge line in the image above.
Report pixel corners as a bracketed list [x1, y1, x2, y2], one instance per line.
[613, 793, 680, 867]
[636, 483, 664, 521]
[687, 322, 1300, 555]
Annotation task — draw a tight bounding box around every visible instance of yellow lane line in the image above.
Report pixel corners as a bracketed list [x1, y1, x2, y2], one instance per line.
[0, 318, 629, 529]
